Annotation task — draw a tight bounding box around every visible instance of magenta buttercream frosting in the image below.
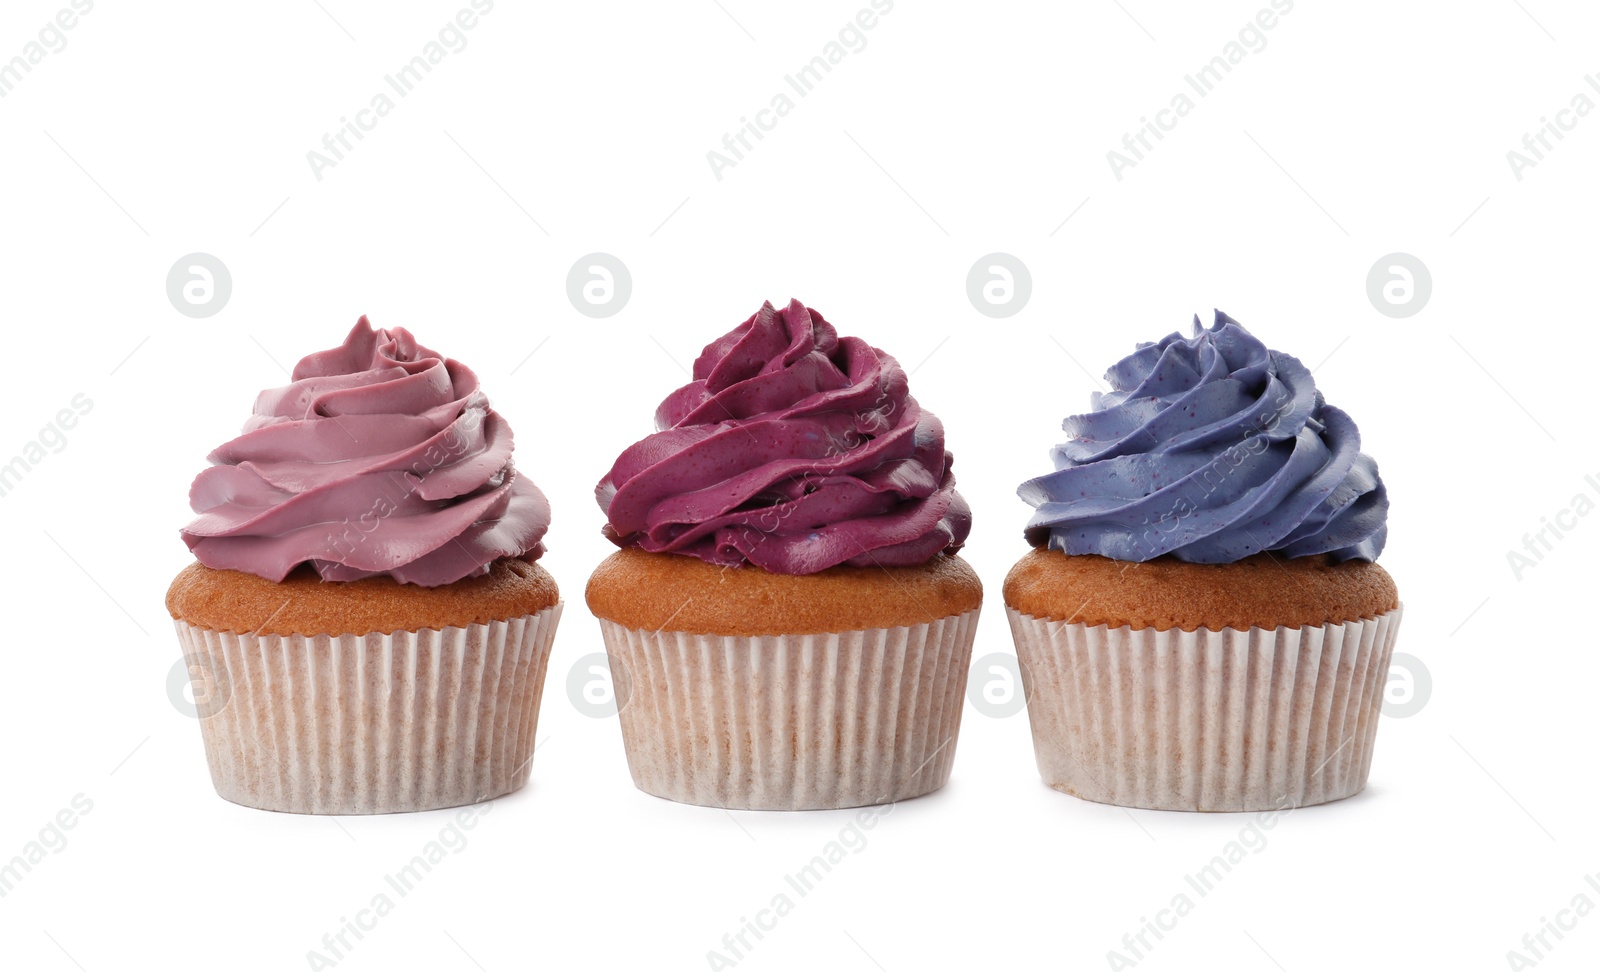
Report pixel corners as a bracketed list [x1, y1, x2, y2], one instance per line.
[180, 316, 551, 587]
[596, 299, 971, 574]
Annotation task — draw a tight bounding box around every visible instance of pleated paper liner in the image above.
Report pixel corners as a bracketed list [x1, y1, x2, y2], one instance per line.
[598, 608, 980, 810]
[1006, 606, 1402, 812]
[174, 602, 562, 814]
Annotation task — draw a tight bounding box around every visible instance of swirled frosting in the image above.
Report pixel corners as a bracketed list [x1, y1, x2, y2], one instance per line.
[181, 317, 551, 587]
[1019, 311, 1387, 563]
[596, 299, 971, 574]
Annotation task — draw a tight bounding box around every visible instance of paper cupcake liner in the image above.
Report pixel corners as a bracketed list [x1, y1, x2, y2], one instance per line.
[174, 603, 562, 814]
[1006, 606, 1402, 812]
[597, 608, 980, 810]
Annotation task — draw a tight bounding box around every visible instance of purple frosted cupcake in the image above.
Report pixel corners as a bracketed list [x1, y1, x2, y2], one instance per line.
[586, 299, 982, 810]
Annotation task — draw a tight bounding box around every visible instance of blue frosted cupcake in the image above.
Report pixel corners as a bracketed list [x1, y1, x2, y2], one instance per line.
[1004, 312, 1401, 811]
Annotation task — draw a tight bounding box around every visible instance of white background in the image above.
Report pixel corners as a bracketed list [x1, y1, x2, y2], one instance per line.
[1, 1, 1596, 969]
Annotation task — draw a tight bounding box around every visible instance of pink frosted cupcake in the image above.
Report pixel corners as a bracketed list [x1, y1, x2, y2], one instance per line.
[166, 317, 561, 814]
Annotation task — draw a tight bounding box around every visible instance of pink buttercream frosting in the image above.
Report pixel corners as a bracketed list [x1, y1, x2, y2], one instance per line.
[180, 317, 550, 587]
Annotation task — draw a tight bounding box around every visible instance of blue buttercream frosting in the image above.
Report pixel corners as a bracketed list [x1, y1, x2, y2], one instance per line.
[1019, 311, 1387, 563]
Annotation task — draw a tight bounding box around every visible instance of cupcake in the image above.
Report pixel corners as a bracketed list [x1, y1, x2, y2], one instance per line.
[1005, 311, 1400, 812]
[166, 317, 561, 814]
[586, 299, 981, 810]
